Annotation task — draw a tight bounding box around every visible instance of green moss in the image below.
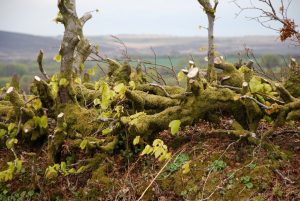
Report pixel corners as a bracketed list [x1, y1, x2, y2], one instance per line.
[284, 72, 300, 98]
[63, 104, 98, 136]
[136, 84, 185, 96]
[83, 163, 113, 199]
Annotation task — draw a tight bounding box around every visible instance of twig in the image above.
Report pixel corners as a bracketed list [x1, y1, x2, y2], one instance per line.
[168, 56, 180, 86]
[137, 158, 172, 201]
[137, 148, 185, 201]
[37, 49, 50, 80]
[216, 84, 242, 91]
[274, 169, 295, 184]
[200, 139, 240, 200]
[149, 83, 170, 97]
[241, 95, 272, 109]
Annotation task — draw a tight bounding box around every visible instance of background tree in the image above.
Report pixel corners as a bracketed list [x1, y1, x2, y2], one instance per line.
[234, 0, 300, 44]
[197, 0, 219, 82]
[56, 0, 94, 103]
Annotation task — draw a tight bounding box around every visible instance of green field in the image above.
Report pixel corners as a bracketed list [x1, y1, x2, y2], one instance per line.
[0, 53, 297, 92]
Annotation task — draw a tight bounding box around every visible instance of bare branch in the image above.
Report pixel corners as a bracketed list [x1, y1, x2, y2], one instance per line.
[36, 49, 50, 80]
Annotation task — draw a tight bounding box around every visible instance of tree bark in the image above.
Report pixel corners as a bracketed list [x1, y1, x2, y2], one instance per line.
[57, 0, 92, 103]
[197, 0, 218, 82]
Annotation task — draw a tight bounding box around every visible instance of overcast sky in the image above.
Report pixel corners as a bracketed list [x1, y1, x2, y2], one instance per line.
[0, 0, 299, 36]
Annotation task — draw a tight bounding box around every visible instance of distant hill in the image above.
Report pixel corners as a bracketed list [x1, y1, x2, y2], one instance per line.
[0, 30, 299, 60]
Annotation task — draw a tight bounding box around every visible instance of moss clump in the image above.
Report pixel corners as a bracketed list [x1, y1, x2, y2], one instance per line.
[63, 104, 98, 136]
[83, 163, 113, 199]
[283, 59, 300, 97]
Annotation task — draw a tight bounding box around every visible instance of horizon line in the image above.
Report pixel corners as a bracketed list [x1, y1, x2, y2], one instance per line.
[0, 29, 280, 39]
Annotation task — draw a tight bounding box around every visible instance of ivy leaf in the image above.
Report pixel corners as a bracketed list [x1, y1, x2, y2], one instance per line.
[15, 159, 22, 173]
[93, 98, 101, 106]
[102, 128, 111, 135]
[32, 99, 42, 110]
[0, 129, 7, 139]
[8, 123, 16, 133]
[113, 83, 127, 98]
[50, 81, 59, 99]
[53, 54, 61, 63]
[169, 120, 181, 135]
[133, 136, 140, 145]
[45, 166, 58, 180]
[80, 63, 85, 72]
[76, 166, 87, 174]
[74, 77, 81, 84]
[241, 176, 250, 183]
[153, 139, 163, 147]
[6, 138, 18, 149]
[141, 145, 153, 156]
[59, 78, 68, 87]
[177, 71, 185, 82]
[60, 162, 68, 175]
[51, 74, 58, 82]
[80, 139, 88, 150]
[68, 168, 76, 174]
[39, 116, 48, 129]
[182, 161, 191, 174]
[87, 67, 96, 76]
[249, 77, 263, 93]
[27, 191, 35, 197]
[101, 82, 112, 109]
[245, 182, 254, 189]
[33, 116, 40, 127]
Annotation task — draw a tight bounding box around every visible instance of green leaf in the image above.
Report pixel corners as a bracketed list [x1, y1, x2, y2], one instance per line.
[245, 182, 253, 189]
[178, 71, 185, 82]
[68, 168, 76, 174]
[59, 78, 68, 87]
[15, 159, 22, 173]
[153, 139, 163, 147]
[53, 54, 62, 63]
[0, 129, 7, 139]
[45, 166, 58, 180]
[8, 123, 16, 133]
[50, 81, 59, 99]
[93, 98, 101, 106]
[51, 74, 58, 82]
[241, 176, 250, 183]
[76, 166, 87, 174]
[210, 160, 227, 171]
[74, 77, 81, 84]
[39, 115, 48, 129]
[113, 83, 127, 98]
[141, 145, 153, 156]
[102, 128, 111, 135]
[32, 99, 42, 110]
[80, 63, 85, 72]
[27, 190, 35, 197]
[182, 161, 191, 174]
[80, 139, 88, 150]
[33, 116, 40, 127]
[133, 136, 140, 145]
[87, 67, 96, 76]
[60, 162, 68, 175]
[6, 138, 18, 149]
[169, 120, 181, 135]
[100, 82, 113, 109]
[249, 77, 264, 93]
